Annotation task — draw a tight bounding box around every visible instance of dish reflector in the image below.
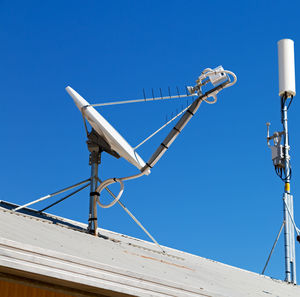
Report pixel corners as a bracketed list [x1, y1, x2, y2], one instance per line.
[66, 86, 150, 175]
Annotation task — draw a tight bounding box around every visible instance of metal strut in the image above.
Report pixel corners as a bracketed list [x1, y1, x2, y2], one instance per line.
[262, 221, 285, 275]
[96, 177, 165, 253]
[142, 81, 229, 171]
[13, 179, 91, 212]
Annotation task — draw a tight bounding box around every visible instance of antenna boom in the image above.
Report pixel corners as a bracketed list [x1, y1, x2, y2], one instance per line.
[144, 81, 229, 170]
[90, 93, 195, 107]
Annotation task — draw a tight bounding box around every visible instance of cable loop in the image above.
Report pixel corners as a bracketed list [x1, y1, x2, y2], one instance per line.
[95, 171, 146, 209]
[96, 178, 124, 208]
[204, 94, 217, 104]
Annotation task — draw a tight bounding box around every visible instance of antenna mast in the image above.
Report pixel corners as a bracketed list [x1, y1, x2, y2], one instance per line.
[266, 39, 298, 284]
[279, 39, 297, 284]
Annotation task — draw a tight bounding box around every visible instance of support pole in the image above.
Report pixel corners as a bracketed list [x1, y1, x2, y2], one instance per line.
[87, 129, 102, 236]
[88, 152, 99, 235]
[281, 96, 296, 284]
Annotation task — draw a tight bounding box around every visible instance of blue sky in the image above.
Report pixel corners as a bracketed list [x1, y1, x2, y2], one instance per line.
[1, 0, 300, 283]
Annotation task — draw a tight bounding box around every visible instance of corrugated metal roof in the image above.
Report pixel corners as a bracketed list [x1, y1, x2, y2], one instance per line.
[0, 201, 299, 297]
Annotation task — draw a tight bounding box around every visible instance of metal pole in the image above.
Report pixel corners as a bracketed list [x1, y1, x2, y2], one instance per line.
[281, 96, 296, 284]
[88, 151, 100, 235]
[262, 221, 285, 275]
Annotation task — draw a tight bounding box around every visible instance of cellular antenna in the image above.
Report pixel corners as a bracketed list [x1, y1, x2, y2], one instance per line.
[264, 39, 299, 284]
[14, 66, 237, 247]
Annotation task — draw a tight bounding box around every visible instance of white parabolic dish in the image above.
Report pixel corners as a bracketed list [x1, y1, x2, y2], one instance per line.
[66, 86, 150, 175]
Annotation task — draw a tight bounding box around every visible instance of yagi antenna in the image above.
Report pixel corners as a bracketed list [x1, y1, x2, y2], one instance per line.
[13, 66, 237, 251]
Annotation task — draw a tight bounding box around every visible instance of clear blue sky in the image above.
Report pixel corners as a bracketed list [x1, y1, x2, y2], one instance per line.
[1, 0, 300, 283]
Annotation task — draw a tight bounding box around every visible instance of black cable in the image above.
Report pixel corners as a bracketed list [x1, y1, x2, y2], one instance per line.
[274, 166, 283, 180]
[274, 165, 292, 182]
[287, 95, 294, 110]
[276, 93, 293, 183]
[286, 166, 292, 181]
[280, 95, 287, 124]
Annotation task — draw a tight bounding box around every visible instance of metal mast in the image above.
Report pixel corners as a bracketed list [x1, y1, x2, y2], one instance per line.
[266, 39, 297, 283]
[87, 129, 101, 235]
[278, 39, 297, 284]
[281, 93, 296, 283]
[265, 39, 298, 284]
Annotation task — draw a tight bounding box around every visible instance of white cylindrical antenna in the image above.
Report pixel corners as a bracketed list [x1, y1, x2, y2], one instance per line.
[278, 39, 296, 97]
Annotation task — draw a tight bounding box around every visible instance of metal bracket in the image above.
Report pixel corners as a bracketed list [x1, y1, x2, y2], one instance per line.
[87, 128, 120, 161]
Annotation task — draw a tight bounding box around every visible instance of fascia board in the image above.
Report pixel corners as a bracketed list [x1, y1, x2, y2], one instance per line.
[0, 237, 213, 297]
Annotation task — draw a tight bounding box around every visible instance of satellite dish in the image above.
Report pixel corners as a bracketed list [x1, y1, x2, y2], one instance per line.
[66, 86, 150, 175]
[14, 66, 236, 240]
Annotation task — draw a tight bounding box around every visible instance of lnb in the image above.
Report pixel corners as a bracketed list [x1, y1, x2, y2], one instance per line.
[187, 65, 230, 95]
[207, 66, 228, 87]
